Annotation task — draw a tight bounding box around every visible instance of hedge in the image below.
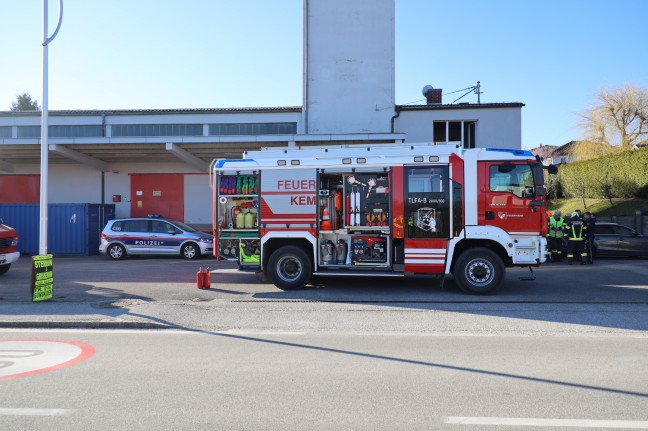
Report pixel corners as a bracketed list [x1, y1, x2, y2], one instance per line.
[556, 147, 648, 199]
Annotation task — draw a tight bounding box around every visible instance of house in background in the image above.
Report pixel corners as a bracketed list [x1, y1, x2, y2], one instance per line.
[530, 142, 574, 165]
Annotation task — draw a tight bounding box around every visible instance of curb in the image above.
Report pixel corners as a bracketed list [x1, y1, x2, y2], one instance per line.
[0, 320, 171, 330]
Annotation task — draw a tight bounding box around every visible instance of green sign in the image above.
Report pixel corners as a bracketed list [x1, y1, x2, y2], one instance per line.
[31, 254, 54, 302]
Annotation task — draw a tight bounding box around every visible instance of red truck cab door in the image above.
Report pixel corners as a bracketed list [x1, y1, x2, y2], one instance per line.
[477, 161, 544, 236]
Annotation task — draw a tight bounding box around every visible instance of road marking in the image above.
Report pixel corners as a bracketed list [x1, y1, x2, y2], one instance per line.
[442, 417, 648, 429]
[0, 408, 73, 416]
[0, 339, 95, 380]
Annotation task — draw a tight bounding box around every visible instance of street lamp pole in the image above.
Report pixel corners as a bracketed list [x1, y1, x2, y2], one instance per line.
[39, 0, 63, 255]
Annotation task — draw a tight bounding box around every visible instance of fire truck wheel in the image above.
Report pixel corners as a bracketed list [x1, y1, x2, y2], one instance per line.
[181, 242, 200, 260]
[454, 247, 504, 295]
[107, 243, 126, 260]
[0, 264, 10, 275]
[268, 246, 313, 290]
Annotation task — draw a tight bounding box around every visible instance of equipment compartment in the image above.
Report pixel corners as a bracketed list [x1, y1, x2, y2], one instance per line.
[215, 172, 260, 265]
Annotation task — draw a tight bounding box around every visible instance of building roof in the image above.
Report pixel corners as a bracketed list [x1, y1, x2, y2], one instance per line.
[529, 144, 559, 160]
[397, 102, 524, 111]
[0, 106, 302, 117]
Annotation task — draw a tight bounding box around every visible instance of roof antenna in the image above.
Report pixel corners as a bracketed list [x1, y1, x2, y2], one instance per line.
[447, 81, 483, 104]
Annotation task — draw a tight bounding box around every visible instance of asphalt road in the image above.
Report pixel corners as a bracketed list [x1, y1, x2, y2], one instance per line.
[1, 329, 647, 431]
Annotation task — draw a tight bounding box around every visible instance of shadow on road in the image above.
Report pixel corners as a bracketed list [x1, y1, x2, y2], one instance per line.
[126, 310, 648, 400]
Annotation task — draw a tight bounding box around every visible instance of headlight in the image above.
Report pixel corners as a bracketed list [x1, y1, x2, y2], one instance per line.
[11, 238, 18, 247]
[199, 238, 213, 243]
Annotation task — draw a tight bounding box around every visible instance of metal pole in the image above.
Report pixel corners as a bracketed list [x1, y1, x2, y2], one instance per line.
[39, 0, 63, 256]
[39, 0, 49, 256]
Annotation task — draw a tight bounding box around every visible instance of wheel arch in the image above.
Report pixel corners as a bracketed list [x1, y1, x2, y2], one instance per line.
[449, 238, 509, 274]
[261, 231, 317, 274]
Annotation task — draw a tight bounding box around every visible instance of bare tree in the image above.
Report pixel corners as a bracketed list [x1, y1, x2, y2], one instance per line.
[10, 92, 40, 111]
[579, 83, 648, 149]
[566, 140, 618, 162]
[573, 177, 588, 210]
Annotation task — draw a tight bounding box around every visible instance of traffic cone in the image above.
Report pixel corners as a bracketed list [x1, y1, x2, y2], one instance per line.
[320, 203, 332, 231]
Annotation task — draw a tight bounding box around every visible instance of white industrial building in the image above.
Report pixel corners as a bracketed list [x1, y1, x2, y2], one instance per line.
[0, 0, 524, 228]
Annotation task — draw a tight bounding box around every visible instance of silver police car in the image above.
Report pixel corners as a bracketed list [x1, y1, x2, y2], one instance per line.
[99, 216, 213, 260]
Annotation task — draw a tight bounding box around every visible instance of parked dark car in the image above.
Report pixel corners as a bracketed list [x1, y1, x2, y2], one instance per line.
[592, 222, 648, 257]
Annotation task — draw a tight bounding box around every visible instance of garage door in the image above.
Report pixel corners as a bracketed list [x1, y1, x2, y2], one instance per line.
[0, 175, 40, 203]
[130, 174, 184, 221]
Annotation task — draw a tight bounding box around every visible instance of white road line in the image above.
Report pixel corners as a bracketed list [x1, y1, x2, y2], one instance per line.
[0, 408, 73, 416]
[442, 417, 648, 429]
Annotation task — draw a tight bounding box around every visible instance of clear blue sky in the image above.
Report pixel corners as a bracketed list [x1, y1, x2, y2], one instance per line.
[1, 0, 647, 149]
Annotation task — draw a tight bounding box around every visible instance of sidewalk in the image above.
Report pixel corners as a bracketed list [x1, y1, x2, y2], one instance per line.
[2, 255, 648, 333]
[0, 255, 243, 329]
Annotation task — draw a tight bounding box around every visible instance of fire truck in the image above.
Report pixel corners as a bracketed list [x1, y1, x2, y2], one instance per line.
[210, 143, 557, 294]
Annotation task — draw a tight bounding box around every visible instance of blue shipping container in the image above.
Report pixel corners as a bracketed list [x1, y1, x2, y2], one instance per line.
[0, 204, 115, 255]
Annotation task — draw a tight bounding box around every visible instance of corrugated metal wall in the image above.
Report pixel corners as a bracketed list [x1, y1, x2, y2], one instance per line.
[0, 204, 115, 255]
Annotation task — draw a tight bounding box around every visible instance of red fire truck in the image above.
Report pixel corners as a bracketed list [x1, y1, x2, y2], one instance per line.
[0, 220, 19, 276]
[210, 143, 557, 294]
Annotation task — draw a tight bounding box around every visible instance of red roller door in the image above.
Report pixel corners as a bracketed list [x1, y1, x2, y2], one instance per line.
[130, 174, 184, 221]
[0, 175, 40, 203]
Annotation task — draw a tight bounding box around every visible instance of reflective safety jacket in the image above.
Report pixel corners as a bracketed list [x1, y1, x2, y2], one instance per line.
[564, 216, 586, 241]
[547, 216, 565, 238]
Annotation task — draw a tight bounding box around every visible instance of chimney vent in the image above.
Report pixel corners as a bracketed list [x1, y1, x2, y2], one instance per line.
[422, 85, 442, 104]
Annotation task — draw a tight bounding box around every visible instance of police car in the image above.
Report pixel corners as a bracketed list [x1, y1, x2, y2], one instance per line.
[99, 216, 213, 260]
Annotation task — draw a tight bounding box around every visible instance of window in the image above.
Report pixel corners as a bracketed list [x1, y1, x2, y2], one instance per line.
[17, 126, 41, 138]
[120, 220, 149, 233]
[111, 124, 203, 137]
[151, 220, 174, 234]
[408, 171, 444, 193]
[612, 225, 635, 236]
[432, 121, 477, 148]
[489, 164, 535, 198]
[452, 180, 463, 235]
[208, 122, 297, 136]
[50, 125, 103, 138]
[405, 166, 450, 238]
[0, 127, 11, 138]
[16, 125, 103, 138]
[596, 225, 615, 235]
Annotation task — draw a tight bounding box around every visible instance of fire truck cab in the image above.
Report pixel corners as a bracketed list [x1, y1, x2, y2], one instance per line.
[210, 143, 554, 294]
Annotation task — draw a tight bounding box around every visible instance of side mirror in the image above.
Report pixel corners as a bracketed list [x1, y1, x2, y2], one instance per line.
[546, 165, 558, 175]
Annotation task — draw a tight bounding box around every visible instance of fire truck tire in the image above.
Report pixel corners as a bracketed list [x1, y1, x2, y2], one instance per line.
[0, 264, 10, 275]
[454, 247, 504, 295]
[107, 243, 126, 260]
[181, 242, 200, 260]
[267, 246, 313, 290]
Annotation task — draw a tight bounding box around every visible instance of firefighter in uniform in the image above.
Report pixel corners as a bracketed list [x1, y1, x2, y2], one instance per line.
[547, 210, 565, 262]
[564, 211, 588, 265]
